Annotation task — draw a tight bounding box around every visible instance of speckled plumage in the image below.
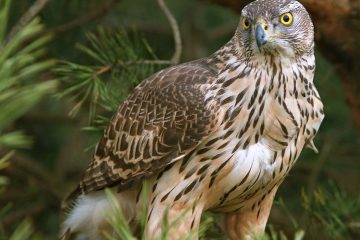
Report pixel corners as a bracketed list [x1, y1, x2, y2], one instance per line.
[62, 0, 324, 239]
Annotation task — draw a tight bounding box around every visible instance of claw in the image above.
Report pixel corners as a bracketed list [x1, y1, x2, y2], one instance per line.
[306, 140, 319, 154]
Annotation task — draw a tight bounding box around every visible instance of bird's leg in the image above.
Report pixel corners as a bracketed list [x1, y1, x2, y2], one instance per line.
[223, 186, 278, 240]
[145, 200, 204, 240]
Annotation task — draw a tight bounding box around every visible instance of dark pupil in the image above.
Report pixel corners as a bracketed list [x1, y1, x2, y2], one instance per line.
[244, 19, 250, 26]
[283, 15, 290, 22]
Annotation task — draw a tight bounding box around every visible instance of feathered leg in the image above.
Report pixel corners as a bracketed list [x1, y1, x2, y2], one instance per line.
[223, 186, 278, 240]
[145, 198, 204, 240]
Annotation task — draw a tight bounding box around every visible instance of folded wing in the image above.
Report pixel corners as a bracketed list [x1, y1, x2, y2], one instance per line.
[67, 60, 222, 202]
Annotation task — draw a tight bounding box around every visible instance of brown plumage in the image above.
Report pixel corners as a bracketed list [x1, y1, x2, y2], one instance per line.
[62, 0, 324, 239]
[73, 61, 222, 196]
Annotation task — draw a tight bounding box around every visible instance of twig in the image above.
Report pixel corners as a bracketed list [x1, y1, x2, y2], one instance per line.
[37, 0, 119, 37]
[22, 113, 78, 125]
[1, 203, 46, 227]
[157, 0, 182, 64]
[92, 60, 173, 79]
[6, 152, 63, 200]
[0, 189, 37, 202]
[93, 65, 113, 79]
[5, 0, 49, 44]
[122, 22, 171, 36]
[122, 60, 173, 66]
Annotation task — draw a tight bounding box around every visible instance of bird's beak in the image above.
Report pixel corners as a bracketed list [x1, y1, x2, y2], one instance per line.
[255, 19, 268, 48]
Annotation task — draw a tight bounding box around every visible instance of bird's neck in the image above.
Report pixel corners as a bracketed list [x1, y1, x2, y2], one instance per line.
[206, 36, 316, 97]
[206, 37, 240, 73]
[204, 38, 319, 154]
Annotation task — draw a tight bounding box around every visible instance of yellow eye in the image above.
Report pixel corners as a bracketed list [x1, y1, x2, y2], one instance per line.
[241, 17, 251, 30]
[280, 12, 293, 26]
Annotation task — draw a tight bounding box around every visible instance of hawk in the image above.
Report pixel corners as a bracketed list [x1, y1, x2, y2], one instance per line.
[62, 0, 324, 239]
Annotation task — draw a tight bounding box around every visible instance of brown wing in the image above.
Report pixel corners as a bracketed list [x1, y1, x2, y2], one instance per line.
[69, 60, 222, 199]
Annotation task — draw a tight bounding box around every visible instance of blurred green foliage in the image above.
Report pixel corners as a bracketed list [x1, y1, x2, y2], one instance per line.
[0, 1, 56, 239]
[0, 0, 359, 239]
[0, 1, 56, 150]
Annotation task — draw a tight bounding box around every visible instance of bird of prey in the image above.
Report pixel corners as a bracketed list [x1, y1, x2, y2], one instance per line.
[62, 0, 324, 239]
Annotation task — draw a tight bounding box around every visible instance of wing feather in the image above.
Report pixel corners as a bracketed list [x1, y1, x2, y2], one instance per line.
[67, 60, 222, 200]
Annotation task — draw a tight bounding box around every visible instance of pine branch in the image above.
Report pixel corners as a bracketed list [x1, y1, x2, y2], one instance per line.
[0, 2, 56, 238]
[5, 0, 49, 44]
[122, 60, 173, 65]
[56, 28, 166, 125]
[157, 0, 182, 64]
[0, 2, 57, 149]
[57, 1, 185, 126]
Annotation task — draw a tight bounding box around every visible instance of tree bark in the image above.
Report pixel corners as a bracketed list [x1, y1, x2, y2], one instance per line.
[208, 0, 360, 134]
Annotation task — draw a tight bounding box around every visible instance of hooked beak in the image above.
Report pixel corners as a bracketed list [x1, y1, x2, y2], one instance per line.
[255, 20, 268, 48]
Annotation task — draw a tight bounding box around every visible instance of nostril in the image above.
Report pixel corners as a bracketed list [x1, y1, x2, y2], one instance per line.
[260, 31, 266, 39]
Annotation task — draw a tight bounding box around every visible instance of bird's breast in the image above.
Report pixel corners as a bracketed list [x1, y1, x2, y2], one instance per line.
[201, 58, 324, 212]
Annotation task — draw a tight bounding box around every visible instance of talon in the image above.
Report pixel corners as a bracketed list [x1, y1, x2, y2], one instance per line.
[306, 140, 318, 154]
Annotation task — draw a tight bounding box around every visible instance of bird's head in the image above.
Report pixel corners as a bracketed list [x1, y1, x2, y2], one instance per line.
[236, 0, 314, 59]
